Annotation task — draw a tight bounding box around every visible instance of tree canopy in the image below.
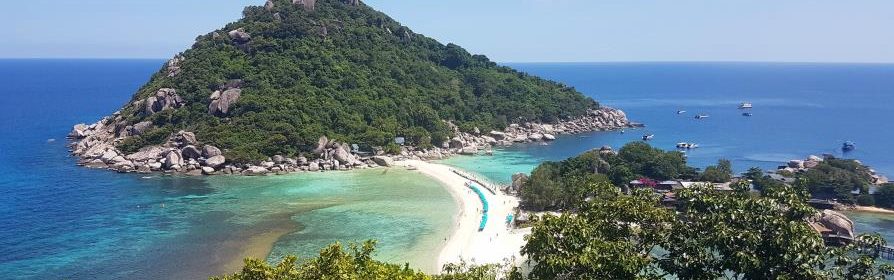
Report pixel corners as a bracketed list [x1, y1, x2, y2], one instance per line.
[519, 142, 700, 211]
[520, 181, 894, 280]
[114, 0, 598, 161]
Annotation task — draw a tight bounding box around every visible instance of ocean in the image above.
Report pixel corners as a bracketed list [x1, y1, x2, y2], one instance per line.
[1, 60, 894, 279]
[0, 60, 455, 279]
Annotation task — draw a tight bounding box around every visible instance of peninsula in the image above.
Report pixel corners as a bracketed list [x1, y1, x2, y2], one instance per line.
[67, 0, 633, 176]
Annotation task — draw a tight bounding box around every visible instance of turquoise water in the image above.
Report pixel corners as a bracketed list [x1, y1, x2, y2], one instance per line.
[445, 62, 894, 246]
[0, 60, 455, 279]
[4, 60, 894, 279]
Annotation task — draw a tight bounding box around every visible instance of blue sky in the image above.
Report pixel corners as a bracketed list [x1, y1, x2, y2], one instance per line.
[4, 0, 893, 62]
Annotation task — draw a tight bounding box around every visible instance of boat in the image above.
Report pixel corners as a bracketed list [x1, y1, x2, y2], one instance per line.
[842, 141, 856, 152]
[742, 112, 753, 117]
[677, 110, 687, 114]
[695, 114, 710, 119]
[676, 142, 699, 149]
[739, 102, 753, 109]
[642, 134, 655, 141]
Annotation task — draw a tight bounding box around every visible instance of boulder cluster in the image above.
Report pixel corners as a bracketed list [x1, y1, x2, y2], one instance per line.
[137, 88, 184, 116]
[69, 107, 633, 176]
[69, 116, 399, 175]
[70, 120, 226, 175]
[421, 107, 635, 159]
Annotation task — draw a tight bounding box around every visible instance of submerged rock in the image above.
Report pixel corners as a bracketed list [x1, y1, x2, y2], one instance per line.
[371, 156, 394, 167]
[243, 166, 269, 176]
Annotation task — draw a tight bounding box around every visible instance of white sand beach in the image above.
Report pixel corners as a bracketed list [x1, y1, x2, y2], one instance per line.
[395, 160, 530, 273]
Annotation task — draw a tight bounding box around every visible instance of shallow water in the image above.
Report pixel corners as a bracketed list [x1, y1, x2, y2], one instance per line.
[3, 60, 894, 279]
[0, 60, 455, 279]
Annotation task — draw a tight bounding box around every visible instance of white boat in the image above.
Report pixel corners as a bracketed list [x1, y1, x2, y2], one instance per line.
[642, 134, 655, 141]
[676, 142, 699, 149]
[739, 102, 753, 109]
[677, 110, 687, 114]
[695, 114, 710, 119]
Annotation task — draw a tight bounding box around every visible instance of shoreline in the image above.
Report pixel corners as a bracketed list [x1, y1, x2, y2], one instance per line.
[68, 107, 634, 176]
[394, 160, 528, 272]
[850, 206, 894, 215]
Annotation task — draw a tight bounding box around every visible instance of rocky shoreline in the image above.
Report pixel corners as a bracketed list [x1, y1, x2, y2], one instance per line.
[69, 107, 636, 176]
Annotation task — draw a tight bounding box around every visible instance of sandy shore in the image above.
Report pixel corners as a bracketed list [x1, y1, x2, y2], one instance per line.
[852, 206, 894, 215]
[395, 160, 529, 272]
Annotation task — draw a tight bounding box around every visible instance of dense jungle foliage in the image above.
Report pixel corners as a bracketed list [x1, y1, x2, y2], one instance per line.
[115, 0, 597, 161]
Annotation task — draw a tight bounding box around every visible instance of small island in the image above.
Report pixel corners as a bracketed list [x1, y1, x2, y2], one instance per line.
[67, 0, 633, 176]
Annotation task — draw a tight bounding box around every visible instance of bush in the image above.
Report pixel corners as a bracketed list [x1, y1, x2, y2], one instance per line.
[875, 184, 894, 208]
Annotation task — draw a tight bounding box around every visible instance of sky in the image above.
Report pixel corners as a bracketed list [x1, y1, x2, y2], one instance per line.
[3, 0, 893, 62]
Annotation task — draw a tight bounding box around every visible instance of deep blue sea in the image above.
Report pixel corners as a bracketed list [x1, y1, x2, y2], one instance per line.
[506, 62, 894, 175]
[2, 60, 894, 279]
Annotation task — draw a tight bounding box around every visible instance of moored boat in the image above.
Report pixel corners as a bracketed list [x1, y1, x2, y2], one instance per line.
[739, 102, 753, 109]
[742, 112, 753, 117]
[642, 134, 655, 141]
[676, 142, 699, 149]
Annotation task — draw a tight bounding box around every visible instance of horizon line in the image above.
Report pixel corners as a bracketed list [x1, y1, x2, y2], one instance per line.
[2, 57, 894, 65]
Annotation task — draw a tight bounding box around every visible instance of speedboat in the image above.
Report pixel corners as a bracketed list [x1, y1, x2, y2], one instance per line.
[642, 134, 655, 141]
[676, 142, 699, 149]
[842, 141, 856, 152]
[742, 112, 753, 117]
[739, 102, 753, 109]
[677, 110, 687, 114]
[695, 114, 710, 119]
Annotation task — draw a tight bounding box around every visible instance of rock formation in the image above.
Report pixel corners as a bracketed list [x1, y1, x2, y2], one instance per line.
[293, 0, 316, 11]
[142, 88, 184, 116]
[202, 145, 222, 158]
[228, 28, 251, 44]
[166, 56, 184, 77]
[208, 89, 241, 116]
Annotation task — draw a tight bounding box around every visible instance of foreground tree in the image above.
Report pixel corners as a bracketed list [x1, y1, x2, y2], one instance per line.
[214, 240, 517, 280]
[522, 182, 674, 279]
[520, 180, 894, 280]
[212, 241, 430, 280]
[660, 182, 828, 279]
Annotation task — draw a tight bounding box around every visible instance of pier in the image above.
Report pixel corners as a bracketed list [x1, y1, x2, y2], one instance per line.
[823, 234, 894, 260]
[450, 169, 507, 195]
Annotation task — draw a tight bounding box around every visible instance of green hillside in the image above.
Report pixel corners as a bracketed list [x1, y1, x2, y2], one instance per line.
[115, 0, 597, 162]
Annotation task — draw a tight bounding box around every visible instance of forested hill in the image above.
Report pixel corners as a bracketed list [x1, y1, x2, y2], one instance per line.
[109, 0, 597, 161]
